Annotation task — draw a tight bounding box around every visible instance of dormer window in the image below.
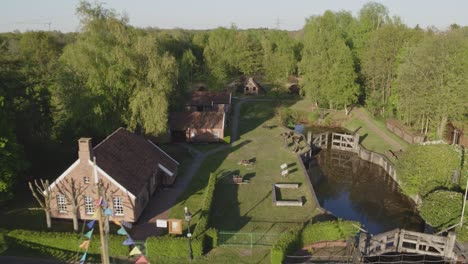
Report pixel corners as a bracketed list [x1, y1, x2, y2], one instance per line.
[84, 176, 90, 184]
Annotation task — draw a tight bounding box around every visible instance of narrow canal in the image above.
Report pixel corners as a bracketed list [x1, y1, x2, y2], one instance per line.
[307, 150, 424, 235]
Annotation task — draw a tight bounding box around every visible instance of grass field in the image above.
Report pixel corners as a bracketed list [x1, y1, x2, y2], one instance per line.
[169, 101, 319, 238]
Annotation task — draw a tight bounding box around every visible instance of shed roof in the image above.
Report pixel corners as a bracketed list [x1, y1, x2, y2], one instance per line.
[188, 91, 231, 106]
[170, 112, 225, 131]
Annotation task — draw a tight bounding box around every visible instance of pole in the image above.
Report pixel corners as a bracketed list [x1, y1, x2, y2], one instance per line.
[94, 158, 109, 264]
[185, 207, 193, 261]
[461, 171, 468, 228]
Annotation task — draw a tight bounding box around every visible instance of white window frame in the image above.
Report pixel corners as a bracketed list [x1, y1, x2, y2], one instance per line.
[84, 176, 90, 184]
[84, 196, 94, 215]
[113, 197, 124, 216]
[213, 131, 219, 139]
[57, 194, 67, 213]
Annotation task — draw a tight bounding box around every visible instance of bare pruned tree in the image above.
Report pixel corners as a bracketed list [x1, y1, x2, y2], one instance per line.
[28, 179, 52, 229]
[56, 178, 88, 231]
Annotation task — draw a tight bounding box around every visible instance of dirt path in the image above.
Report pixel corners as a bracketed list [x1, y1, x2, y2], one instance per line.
[353, 108, 406, 151]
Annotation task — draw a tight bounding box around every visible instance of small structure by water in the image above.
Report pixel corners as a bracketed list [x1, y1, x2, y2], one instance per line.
[307, 150, 423, 235]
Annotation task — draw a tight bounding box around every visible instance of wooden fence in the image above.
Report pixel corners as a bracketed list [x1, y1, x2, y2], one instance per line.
[386, 119, 426, 144]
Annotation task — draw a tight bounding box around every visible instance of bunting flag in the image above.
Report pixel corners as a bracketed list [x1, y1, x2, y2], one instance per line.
[117, 226, 128, 235]
[92, 210, 98, 219]
[79, 240, 90, 250]
[135, 255, 149, 264]
[113, 220, 121, 226]
[95, 197, 103, 206]
[101, 199, 108, 207]
[84, 229, 94, 239]
[129, 246, 142, 256]
[80, 252, 87, 262]
[122, 237, 135, 246]
[104, 208, 113, 216]
[86, 220, 96, 229]
[121, 220, 133, 229]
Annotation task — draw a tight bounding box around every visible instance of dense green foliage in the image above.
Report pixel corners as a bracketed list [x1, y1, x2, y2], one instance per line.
[271, 221, 360, 264]
[420, 191, 462, 229]
[395, 144, 460, 196]
[193, 173, 217, 238]
[6, 229, 128, 256]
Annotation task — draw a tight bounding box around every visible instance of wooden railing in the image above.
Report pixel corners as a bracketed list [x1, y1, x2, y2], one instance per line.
[359, 229, 457, 260]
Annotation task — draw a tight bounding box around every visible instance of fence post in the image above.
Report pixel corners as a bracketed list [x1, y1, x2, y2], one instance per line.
[250, 233, 253, 249]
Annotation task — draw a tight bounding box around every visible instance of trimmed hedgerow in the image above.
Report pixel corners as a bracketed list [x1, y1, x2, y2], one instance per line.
[193, 173, 217, 237]
[146, 236, 202, 259]
[6, 229, 128, 257]
[270, 221, 360, 264]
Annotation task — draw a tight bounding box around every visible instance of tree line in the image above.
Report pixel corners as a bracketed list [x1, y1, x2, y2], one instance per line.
[0, 1, 467, 200]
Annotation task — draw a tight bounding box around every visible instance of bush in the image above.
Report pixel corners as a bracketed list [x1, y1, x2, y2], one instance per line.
[420, 190, 462, 229]
[146, 236, 202, 260]
[396, 144, 460, 196]
[308, 111, 320, 123]
[205, 228, 218, 248]
[6, 229, 128, 258]
[271, 225, 302, 264]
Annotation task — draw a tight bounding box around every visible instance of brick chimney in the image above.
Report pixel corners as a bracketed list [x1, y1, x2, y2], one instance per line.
[78, 138, 93, 162]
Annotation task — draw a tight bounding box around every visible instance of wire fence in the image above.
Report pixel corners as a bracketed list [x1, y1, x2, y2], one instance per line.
[218, 231, 280, 248]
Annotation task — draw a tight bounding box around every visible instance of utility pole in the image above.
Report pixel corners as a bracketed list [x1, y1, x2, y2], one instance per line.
[93, 158, 110, 264]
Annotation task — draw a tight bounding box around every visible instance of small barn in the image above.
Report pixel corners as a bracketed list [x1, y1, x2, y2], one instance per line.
[244, 77, 265, 95]
[170, 112, 225, 143]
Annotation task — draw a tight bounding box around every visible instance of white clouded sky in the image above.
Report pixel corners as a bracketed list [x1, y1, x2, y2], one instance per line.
[1, 0, 466, 32]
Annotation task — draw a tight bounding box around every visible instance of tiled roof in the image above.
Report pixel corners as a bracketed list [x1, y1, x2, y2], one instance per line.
[188, 91, 231, 106]
[94, 128, 178, 195]
[170, 112, 224, 131]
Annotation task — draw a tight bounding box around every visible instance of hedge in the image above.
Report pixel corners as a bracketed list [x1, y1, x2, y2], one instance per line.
[146, 173, 218, 261]
[146, 236, 202, 259]
[6, 229, 128, 258]
[270, 221, 360, 264]
[271, 225, 302, 264]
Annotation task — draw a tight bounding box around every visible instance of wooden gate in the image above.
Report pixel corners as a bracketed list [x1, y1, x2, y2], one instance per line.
[331, 133, 359, 152]
[359, 229, 457, 260]
[312, 132, 329, 148]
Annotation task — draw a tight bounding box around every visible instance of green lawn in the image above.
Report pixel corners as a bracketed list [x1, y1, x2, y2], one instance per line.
[343, 110, 409, 156]
[169, 101, 319, 238]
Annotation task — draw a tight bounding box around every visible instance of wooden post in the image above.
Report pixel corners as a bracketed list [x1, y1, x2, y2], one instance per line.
[93, 158, 110, 264]
[444, 232, 456, 260]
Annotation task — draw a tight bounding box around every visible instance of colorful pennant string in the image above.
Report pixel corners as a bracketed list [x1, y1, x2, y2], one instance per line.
[84, 229, 94, 239]
[121, 220, 132, 229]
[122, 237, 135, 246]
[129, 246, 142, 256]
[95, 197, 103, 206]
[80, 252, 87, 262]
[135, 255, 149, 264]
[113, 220, 121, 226]
[104, 208, 113, 216]
[79, 240, 90, 250]
[101, 199, 108, 206]
[117, 226, 128, 235]
[86, 220, 96, 229]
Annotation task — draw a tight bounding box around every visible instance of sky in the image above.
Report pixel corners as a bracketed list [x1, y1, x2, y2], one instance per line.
[1, 0, 467, 33]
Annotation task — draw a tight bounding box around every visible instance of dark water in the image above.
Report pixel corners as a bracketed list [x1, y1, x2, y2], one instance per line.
[307, 150, 423, 235]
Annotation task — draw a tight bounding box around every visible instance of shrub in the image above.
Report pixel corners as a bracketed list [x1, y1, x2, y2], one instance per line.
[308, 111, 320, 124]
[271, 225, 302, 264]
[420, 190, 462, 229]
[396, 144, 460, 196]
[205, 228, 218, 248]
[193, 172, 217, 253]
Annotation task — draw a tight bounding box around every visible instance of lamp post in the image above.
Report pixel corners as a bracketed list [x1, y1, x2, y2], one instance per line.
[184, 206, 193, 261]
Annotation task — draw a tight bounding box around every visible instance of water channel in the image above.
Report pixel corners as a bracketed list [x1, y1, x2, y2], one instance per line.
[306, 150, 424, 235]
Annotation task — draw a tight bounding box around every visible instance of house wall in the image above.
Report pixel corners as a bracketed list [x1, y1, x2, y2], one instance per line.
[49, 161, 138, 223]
[186, 128, 224, 143]
[244, 84, 259, 95]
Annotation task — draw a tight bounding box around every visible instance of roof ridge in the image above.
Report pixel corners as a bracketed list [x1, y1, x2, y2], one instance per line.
[93, 127, 126, 150]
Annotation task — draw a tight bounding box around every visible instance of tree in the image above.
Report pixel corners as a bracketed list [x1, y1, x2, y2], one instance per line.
[299, 11, 359, 114]
[28, 179, 52, 228]
[420, 190, 462, 230]
[56, 178, 88, 231]
[261, 30, 298, 85]
[361, 23, 422, 116]
[395, 29, 468, 139]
